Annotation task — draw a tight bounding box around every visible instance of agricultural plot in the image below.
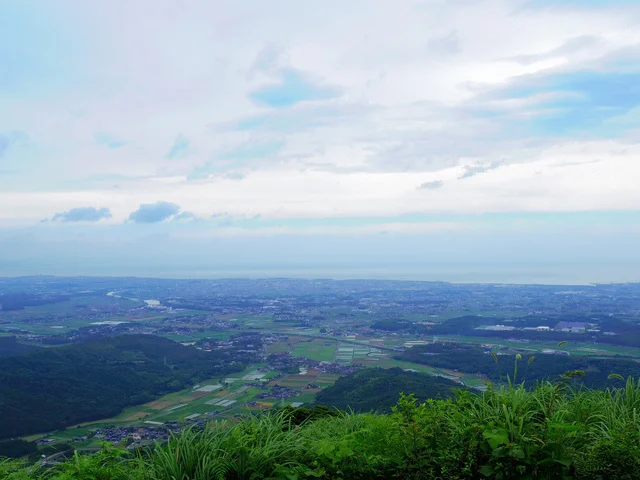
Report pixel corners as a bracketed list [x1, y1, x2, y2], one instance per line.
[242, 371, 267, 381]
[272, 374, 314, 388]
[270, 368, 336, 390]
[352, 358, 379, 365]
[335, 345, 354, 363]
[292, 339, 336, 362]
[246, 401, 273, 411]
[43, 362, 337, 445]
[194, 384, 222, 393]
[315, 374, 341, 386]
[266, 342, 289, 353]
[334, 343, 382, 363]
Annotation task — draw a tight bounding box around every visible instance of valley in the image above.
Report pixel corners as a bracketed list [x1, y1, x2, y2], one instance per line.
[2, 277, 640, 451]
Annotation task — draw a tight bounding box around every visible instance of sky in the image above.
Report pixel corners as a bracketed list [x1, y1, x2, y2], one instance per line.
[1, 0, 640, 283]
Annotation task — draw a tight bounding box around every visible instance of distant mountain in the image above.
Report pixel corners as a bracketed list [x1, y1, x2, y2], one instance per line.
[314, 367, 457, 413]
[0, 292, 69, 311]
[0, 335, 244, 439]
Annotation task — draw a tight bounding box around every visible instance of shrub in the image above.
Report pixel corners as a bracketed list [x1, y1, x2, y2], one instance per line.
[6, 378, 640, 479]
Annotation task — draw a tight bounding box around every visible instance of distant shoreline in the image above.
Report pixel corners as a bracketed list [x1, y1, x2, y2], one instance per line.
[0, 272, 637, 287]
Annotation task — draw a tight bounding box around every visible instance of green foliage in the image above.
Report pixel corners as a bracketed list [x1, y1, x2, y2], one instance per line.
[7, 376, 640, 479]
[278, 405, 340, 426]
[42, 444, 143, 480]
[314, 367, 457, 412]
[301, 412, 402, 479]
[0, 440, 38, 459]
[0, 458, 35, 480]
[370, 319, 429, 334]
[145, 413, 321, 480]
[399, 342, 640, 388]
[0, 337, 41, 357]
[0, 335, 245, 438]
[573, 428, 640, 479]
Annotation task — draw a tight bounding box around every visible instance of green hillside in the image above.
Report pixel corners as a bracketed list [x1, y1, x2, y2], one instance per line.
[0, 336, 40, 357]
[398, 342, 640, 388]
[314, 367, 457, 412]
[0, 335, 244, 438]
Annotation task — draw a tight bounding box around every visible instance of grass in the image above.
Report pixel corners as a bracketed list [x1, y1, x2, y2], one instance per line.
[9, 378, 640, 479]
[266, 342, 289, 353]
[291, 341, 336, 362]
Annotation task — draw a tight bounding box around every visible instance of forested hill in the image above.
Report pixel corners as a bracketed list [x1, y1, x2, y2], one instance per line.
[314, 367, 457, 412]
[0, 336, 41, 357]
[0, 335, 245, 439]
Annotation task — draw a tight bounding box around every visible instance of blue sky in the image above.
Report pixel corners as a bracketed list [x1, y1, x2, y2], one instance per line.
[1, 0, 640, 282]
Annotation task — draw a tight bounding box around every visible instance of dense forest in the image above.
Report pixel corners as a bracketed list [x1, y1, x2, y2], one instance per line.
[0, 336, 40, 357]
[0, 335, 246, 438]
[314, 367, 456, 412]
[398, 342, 640, 388]
[4, 378, 640, 479]
[370, 319, 430, 334]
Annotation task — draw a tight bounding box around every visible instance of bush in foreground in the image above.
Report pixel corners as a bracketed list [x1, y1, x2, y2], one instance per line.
[4, 378, 640, 479]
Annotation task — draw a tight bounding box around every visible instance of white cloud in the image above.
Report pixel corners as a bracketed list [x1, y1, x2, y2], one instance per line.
[0, 0, 639, 227]
[2, 139, 640, 226]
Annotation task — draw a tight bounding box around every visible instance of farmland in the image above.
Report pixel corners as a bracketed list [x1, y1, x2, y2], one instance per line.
[291, 339, 336, 361]
[3, 277, 640, 448]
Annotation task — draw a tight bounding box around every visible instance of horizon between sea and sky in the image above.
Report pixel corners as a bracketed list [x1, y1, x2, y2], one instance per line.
[1, 0, 640, 283]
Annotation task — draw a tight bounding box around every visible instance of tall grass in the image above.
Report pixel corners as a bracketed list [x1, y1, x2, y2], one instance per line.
[145, 411, 315, 480]
[7, 378, 640, 479]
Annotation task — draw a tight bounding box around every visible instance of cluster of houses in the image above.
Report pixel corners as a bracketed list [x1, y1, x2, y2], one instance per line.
[93, 425, 177, 445]
[478, 321, 612, 335]
[266, 351, 357, 376]
[256, 385, 299, 400]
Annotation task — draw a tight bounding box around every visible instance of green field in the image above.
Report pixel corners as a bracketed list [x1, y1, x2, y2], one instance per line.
[291, 341, 336, 362]
[266, 342, 290, 353]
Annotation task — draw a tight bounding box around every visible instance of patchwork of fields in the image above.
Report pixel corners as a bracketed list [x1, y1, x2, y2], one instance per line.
[7, 289, 640, 448]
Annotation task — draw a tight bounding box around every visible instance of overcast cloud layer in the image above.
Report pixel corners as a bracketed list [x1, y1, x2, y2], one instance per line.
[1, 0, 639, 281]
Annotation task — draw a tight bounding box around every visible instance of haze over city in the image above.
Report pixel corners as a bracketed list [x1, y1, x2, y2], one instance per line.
[1, 0, 639, 282]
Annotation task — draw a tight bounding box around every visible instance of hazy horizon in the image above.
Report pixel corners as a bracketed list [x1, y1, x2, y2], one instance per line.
[2, 262, 639, 286]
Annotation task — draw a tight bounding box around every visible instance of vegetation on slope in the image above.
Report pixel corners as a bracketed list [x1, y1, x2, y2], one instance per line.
[4, 374, 640, 479]
[0, 335, 245, 438]
[399, 342, 640, 388]
[0, 336, 41, 357]
[314, 367, 456, 412]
